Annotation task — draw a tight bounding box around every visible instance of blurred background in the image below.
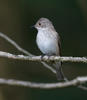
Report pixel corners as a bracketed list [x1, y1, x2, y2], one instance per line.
[0, 0, 87, 100]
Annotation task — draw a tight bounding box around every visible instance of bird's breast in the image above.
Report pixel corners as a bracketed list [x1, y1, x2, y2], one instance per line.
[36, 30, 59, 55]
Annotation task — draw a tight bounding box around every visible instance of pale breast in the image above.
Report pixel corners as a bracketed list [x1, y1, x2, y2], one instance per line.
[36, 30, 59, 55]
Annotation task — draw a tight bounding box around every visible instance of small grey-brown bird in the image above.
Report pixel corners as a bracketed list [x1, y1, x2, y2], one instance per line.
[34, 17, 65, 80]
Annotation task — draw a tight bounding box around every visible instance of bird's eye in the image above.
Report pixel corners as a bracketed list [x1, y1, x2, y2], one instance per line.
[39, 23, 41, 25]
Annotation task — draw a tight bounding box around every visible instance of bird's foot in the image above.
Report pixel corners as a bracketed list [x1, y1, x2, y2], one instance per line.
[41, 54, 46, 60]
[41, 54, 51, 62]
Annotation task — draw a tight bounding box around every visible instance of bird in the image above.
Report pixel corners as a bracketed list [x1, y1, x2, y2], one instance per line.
[33, 17, 65, 81]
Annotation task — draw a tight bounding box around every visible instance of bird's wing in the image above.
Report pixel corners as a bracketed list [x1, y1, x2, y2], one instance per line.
[58, 34, 62, 56]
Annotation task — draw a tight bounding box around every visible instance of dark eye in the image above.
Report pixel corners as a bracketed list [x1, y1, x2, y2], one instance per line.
[39, 23, 41, 25]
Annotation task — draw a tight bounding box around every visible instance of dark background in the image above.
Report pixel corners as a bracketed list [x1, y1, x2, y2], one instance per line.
[0, 0, 87, 100]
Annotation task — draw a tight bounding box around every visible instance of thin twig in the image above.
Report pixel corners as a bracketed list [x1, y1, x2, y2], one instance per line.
[0, 32, 56, 74]
[0, 32, 33, 56]
[0, 77, 87, 89]
[41, 62, 56, 74]
[0, 32, 87, 90]
[78, 85, 87, 90]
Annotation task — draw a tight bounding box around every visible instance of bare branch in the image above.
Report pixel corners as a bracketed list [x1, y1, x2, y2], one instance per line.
[0, 32, 33, 56]
[0, 51, 87, 63]
[0, 32, 56, 74]
[0, 32, 87, 90]
[78, 85, 87, 90]
[41, 62, 56, 74]
[0, 77, 87, 89]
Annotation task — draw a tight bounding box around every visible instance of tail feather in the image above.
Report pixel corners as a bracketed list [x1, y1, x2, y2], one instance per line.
[53, 61, 65, 81]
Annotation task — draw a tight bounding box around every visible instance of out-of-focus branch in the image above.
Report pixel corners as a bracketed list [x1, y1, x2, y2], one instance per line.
[0, 76, 87, 89]
[0, 32, 33, 56]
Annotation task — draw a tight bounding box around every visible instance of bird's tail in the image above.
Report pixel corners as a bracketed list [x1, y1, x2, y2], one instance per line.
[53, 61, 65, 81]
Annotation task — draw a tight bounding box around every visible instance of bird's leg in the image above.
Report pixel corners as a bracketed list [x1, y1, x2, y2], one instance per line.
[47, 54, 56, 62]
[41, 54, 46, 60]
[41, 54, 52, 61]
